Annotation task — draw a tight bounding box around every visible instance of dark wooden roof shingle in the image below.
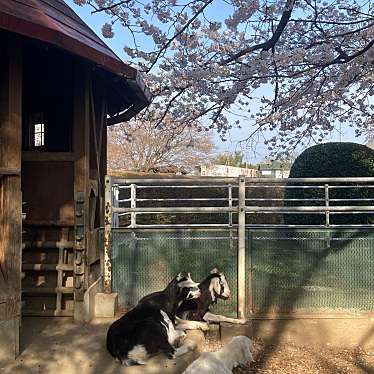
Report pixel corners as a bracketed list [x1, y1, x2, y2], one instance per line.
[0, 0, 150, 121]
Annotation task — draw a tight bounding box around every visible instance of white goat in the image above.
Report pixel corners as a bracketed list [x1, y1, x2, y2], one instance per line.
[182, 336, 253, 374]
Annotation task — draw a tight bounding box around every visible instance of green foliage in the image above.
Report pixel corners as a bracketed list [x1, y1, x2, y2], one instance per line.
[214, 151, 252, 168]
[284, 142, 374, 225]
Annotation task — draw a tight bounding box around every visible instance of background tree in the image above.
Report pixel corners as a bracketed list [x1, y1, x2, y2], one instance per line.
[214, 151, 254, 168]
[108, 114, 216, 173]
[284, 142, 374, 225]
[75, 0, 374, 156]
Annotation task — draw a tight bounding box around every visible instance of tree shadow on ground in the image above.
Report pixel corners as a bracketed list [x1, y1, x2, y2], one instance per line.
[113, 227, 373, 372]
[13, 228, 371, 374]
[353, 325, 374, 373]
[248, 228, 373, 373]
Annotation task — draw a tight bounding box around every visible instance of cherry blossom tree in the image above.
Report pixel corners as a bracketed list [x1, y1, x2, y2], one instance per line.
[107, 114, 216, 172]
[74, 0, 374, 156]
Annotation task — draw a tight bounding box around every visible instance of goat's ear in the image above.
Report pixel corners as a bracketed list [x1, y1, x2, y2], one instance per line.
[176, 273, 183, 281]
[210, 268, 219, 274]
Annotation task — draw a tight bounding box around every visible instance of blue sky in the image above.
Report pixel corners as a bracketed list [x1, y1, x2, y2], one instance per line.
[66, 0, 365, 163]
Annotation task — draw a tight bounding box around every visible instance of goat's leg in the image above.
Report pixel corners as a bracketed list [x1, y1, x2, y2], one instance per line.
[203, 311, 247, 324]
[170, 340, 197, 359]
[172, 329, 187, 347]
[161, 339, 196, 360]
[175, 316, 209, 331]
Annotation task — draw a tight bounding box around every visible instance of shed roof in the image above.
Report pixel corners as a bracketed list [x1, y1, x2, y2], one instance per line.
[0, 0, 151, 123]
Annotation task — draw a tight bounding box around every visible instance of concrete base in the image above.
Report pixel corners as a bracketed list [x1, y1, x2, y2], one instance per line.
[83, 277, 102, 322]
[73, 278, 103, 322]
[216, 317, 374, 350]
[205, 323, 220, 341]
[0, 318, 19, 365]
[220, 321, 252, 345]
[95, 293, 118, 318]
[252, 317, 374, 349]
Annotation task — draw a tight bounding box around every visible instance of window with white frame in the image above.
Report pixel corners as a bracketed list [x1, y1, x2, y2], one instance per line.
[30, 113, 45, 148]
[34, 122, 44, 147]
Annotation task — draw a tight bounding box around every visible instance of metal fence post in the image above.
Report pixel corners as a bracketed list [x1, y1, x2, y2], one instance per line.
[112, 184, 119, 228]
[104, 176, 113, 294]
[324, 184, 330, 227]
[228, 184, 234, 256]
[130, 183, 137, 228]
[228, 184, 233, 227]
[238, 175, 246, 319]
[324, 183, 331, 248]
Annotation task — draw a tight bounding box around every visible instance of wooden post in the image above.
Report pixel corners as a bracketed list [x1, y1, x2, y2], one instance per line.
[237, 176, 246, 319]
[100, 126, 107, 227]
[103, 176, 113, 294]
[0, 35, 22, 362]
[73, 64, 90, 321]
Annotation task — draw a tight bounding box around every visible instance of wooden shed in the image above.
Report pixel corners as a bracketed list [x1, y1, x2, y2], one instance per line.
[0, 0, 150, 362]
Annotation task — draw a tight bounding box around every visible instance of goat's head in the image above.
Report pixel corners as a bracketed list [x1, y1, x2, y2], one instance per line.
[174, 272, 201, 301]
[209, 268, 231, 301]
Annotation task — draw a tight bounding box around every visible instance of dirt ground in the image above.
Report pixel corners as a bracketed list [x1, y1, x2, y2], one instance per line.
[203, 335, 374, 374]
[1, 317, 373, 374]
[234, 340, 374, 374]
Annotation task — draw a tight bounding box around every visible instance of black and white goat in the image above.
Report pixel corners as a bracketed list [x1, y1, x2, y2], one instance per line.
[176, 268, 247, 331]
[106, 273, 200, 366]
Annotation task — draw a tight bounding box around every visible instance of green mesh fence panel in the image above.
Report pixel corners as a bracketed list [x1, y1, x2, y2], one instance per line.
[112, 229, 238, 316]
[247, 229, 374, 313]
[110, 228, 374, 316]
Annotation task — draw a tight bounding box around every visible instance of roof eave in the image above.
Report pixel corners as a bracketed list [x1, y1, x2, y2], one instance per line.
[0, 11, 151, 118]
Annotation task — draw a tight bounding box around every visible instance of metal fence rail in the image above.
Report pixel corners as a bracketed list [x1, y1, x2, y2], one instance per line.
[108, 176, 374, 229]
[104, 176, 374, 318]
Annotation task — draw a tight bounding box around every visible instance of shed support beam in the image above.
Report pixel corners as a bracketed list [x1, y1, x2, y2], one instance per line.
[0, 35, 22, 363]
[73, 64, 90, 322]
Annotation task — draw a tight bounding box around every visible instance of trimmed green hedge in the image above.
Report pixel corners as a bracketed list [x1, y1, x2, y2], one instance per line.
[284, 142, 374, 225]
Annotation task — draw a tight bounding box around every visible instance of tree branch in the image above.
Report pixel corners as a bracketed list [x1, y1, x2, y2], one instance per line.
[90, 1, 130, 14]
[154, 88, 187, 128]
[222, 0, 296, 64]
[146, 0, 214, 72]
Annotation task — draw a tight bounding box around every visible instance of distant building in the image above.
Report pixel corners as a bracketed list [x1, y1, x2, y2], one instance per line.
[200, 164, 258, 177]
[257, 161, 291, 178]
